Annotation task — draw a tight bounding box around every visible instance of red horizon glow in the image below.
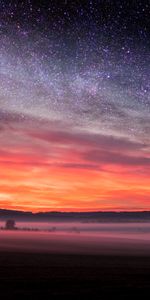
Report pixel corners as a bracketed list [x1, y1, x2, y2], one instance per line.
[0, 118, 149, 213]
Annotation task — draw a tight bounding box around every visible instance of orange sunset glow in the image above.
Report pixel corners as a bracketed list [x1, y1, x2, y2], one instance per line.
[0, 116, 149, 212]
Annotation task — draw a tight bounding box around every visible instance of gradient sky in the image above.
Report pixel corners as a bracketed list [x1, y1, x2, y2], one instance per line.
[0, 1, 150, 212]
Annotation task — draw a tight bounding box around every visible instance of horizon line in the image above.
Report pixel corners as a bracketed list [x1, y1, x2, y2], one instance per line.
[0, 208, 150, 214]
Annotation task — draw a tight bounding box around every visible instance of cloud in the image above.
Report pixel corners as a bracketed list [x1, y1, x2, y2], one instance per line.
[59, 163, 100, 170]
[83, 150, 150, 167]
[29, 127, 147, 152]
[0, 109, 149, 175]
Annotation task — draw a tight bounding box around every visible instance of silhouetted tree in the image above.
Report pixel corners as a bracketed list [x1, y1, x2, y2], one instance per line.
[5, 219, 16, 230]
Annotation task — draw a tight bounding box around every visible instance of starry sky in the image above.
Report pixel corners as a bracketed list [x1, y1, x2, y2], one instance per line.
[0, 0, 150, 212]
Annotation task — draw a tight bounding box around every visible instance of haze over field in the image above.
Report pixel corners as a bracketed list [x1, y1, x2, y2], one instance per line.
[0, 220, 150, 255]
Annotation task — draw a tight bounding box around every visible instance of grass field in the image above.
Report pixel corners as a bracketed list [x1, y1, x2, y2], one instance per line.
[0, 252, 150, 299]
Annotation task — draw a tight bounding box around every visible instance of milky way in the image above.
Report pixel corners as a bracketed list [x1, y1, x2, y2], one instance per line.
[0, 1, 150, 211]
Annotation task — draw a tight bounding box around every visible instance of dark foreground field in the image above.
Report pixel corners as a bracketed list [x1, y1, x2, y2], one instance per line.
[0, 252, 150, 299]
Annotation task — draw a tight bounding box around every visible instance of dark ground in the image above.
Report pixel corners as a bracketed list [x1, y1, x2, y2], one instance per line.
[0, 252, 150, 299]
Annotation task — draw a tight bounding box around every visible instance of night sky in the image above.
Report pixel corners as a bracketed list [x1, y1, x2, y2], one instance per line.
[0, 0, 150, 211]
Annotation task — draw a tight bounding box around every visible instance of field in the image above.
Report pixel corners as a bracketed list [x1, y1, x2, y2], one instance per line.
[0, 251, 150, 299]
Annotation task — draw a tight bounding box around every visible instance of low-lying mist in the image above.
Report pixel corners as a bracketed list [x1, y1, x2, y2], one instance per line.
[0, 221, 150, 255]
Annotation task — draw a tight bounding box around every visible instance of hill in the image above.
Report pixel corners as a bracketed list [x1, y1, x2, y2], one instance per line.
[0, 209, 150, 222]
